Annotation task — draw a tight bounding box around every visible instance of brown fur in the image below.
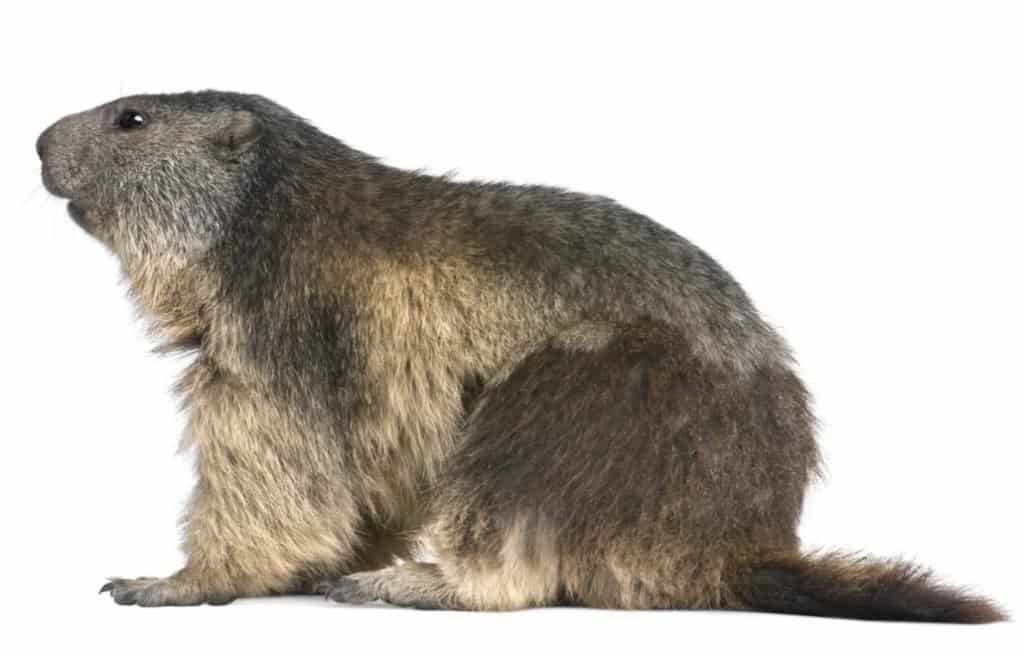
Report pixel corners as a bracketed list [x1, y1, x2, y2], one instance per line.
[39, 91, 1004, 620]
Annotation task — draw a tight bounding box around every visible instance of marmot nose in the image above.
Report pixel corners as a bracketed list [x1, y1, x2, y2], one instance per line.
[36, 128, 51, 160]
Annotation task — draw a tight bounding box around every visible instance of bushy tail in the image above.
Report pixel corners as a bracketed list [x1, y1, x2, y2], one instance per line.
[731, 551, 1006, 623]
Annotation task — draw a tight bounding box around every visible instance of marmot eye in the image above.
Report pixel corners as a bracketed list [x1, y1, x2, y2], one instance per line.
[116, 110, 146, 130]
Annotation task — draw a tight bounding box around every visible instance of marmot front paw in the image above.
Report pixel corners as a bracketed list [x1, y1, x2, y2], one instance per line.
[99, 575, 236, 607]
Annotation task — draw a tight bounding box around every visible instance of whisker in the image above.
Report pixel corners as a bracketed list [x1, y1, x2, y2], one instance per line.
[21, 182, 46, 207]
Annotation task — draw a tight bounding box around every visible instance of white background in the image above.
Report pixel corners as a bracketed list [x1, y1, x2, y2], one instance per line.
[2, 1, 1020, 653]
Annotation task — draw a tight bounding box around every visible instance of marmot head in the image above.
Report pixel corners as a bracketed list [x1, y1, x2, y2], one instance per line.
[37, 91, 279, 259]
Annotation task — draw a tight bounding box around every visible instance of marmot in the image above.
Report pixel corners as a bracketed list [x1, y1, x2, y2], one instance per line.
[38, 91, 1003, 621]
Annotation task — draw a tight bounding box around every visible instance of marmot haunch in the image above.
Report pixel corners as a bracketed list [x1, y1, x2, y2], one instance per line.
[37, 91, 1004, 621]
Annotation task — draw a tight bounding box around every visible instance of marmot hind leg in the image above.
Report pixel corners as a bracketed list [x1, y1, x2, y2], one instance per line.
[324, 319, 818, 611]
[320, 563, 460, 609]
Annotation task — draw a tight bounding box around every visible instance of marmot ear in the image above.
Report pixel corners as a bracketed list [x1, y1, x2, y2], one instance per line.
[213, 110, 262, 151]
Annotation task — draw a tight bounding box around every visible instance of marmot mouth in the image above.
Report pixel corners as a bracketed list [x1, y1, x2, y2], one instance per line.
[67, 200, 85, 220]
[66, 201, 94, 231]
